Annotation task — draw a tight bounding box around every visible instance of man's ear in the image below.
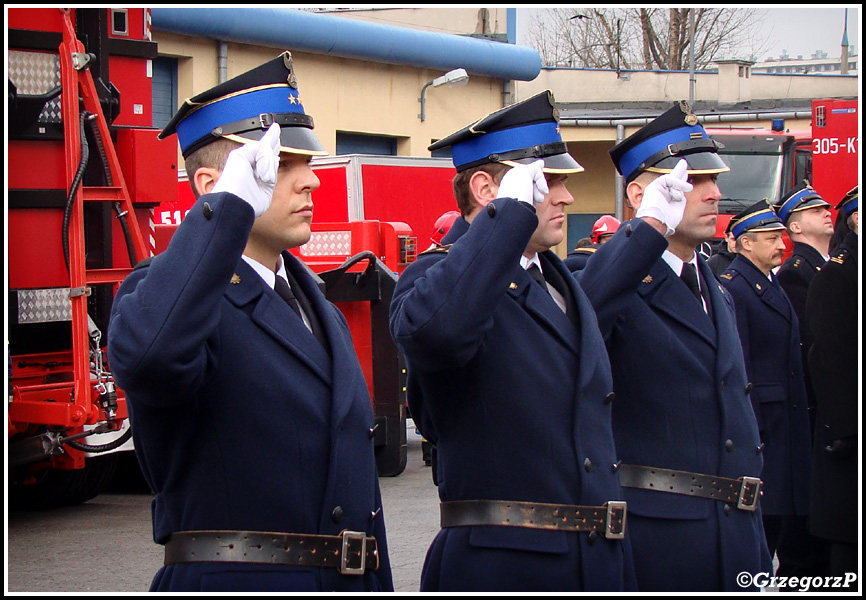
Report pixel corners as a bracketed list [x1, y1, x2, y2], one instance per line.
[468, 169, 499, 209]
[788, 220, 802, 235]
[193, 167, 221, 197]
[626, 180, 645, 212]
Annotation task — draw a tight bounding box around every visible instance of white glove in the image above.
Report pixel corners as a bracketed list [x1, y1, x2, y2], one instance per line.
[497, 159, 549, 206]
[635, 159, 693, 236]
[212, 122, 281, 217]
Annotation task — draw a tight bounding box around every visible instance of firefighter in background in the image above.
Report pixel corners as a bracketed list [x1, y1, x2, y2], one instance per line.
[591, 214, 621, 245]
[806, 186, 859, 581]
[585, 101, 771, 591]
[107, 53, 392, 592]
[706, 217, 737, 278]
[564, 215, 621, 271]
[718, 201, 813, 576]
[771, 183, 835, 586]
[775, 183, 834, 398]
[390, 90, 687, 591]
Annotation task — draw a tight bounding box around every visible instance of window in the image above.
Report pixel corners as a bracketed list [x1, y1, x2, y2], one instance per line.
[336, 132, 396, 155]
[151, 57, 178, 130]
[110, 9, 129, 36]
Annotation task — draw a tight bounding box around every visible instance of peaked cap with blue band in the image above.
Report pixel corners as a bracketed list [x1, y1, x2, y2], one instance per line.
[159, 51, 326, 159]
[609, 101, 729, 183]
[729, 199, 786, 239]
[835, 185, 858, 218]
[774, 182, 830, 226]
[428, 91, 583, 174]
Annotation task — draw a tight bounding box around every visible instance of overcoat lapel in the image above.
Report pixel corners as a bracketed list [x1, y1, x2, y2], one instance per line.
[639, 260, 717, 348]
[226, 258, 332, 386]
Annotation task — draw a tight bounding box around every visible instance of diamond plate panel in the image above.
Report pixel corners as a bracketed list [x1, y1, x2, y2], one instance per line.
[299, 231, 352, 256]
[17, 289, 72, 324]
[8, 50, 62, 123]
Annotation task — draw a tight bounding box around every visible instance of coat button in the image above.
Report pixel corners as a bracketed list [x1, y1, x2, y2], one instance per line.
[486, 203, 496, 217]
[605, 392, 615, 404]
[725, 439, 734, 452]
[331, 506, 344, 523]
[202, 201, 213, 219]
[588, 531, 598, 545]
[723, 504, 733, 516]
[744, 382, 753, 394]
[584, 458, 593, 472]
[625, 223, 633, 237]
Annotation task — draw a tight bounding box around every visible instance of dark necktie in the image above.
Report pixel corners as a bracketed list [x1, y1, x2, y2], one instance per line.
[526, 263, 549, 293]
[274, 275, 304, 321]
[680, 262, 702, 303]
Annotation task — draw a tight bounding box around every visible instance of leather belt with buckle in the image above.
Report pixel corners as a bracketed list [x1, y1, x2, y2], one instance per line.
[618, 464, 762, 511]
[439, 499, 627, 540]
[163, 530, 379, 575]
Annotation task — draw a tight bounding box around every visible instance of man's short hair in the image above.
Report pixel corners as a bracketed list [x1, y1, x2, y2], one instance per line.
[452, 162, 509, 217]
[183, 138, 241, 198]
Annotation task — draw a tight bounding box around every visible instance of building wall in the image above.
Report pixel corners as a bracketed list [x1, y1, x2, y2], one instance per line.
[316, 7, 510, 38]
[154, 31, 504, 166]
[517, 67, 858, 121]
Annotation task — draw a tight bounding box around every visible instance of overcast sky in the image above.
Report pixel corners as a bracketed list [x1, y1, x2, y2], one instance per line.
[517, 6, 860, 62]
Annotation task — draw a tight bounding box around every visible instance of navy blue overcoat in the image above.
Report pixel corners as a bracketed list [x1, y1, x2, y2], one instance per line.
[107, 192, 392, 592]
[389, 198, 665, 592]
[574, 235, 773, 591]
[720, 255, 812, 517]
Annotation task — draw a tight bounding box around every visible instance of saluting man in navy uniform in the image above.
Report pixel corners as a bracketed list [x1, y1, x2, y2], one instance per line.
[719, 201, 813, 573]
[389, 91, 687, 591]
[582, 102, 772, 591]
[107, 53, 392, 593]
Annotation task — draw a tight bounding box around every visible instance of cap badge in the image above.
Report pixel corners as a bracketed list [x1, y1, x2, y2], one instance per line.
[684, 113, 698, 126]
[283, 52, 298, 88]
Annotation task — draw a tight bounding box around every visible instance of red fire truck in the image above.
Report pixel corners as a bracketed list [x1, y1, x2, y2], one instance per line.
[705, 98, 858, 254]
[8, 7, 175, 508]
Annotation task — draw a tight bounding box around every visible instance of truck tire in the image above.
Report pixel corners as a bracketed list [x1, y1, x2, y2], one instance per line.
[9, 453, 120, 511]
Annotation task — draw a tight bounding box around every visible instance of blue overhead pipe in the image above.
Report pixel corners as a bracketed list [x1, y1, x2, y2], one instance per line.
[151, 7, 541, 82]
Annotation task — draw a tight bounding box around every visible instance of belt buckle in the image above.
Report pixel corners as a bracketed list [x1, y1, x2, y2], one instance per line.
[339, 530, 367, 575]
[737, 476, 762, 511]
[604, 501, 627, 539]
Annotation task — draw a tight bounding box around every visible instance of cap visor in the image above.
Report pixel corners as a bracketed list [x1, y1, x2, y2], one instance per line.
[646, 152, 729, 175]
[226, 126, 328, 156]
[503, 152, 584, 174]
[790, 197, 832, 213]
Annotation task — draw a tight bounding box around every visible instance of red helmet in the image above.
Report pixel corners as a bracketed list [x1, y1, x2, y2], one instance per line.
[430, 211, 460, 245]
[591, 215, 621, 244]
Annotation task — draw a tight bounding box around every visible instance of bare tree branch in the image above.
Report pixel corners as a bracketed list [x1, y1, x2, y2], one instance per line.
[527, 7, 772, 71]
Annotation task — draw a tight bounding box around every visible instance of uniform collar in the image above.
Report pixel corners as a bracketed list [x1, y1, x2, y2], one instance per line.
[242, 254, 284, 288]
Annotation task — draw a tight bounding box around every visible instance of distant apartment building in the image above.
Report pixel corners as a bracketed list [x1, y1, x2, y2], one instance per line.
[752, 48, 858, 75]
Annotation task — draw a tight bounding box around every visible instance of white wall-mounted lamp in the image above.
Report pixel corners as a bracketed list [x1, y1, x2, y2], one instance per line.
[419, 68, 469, 121]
